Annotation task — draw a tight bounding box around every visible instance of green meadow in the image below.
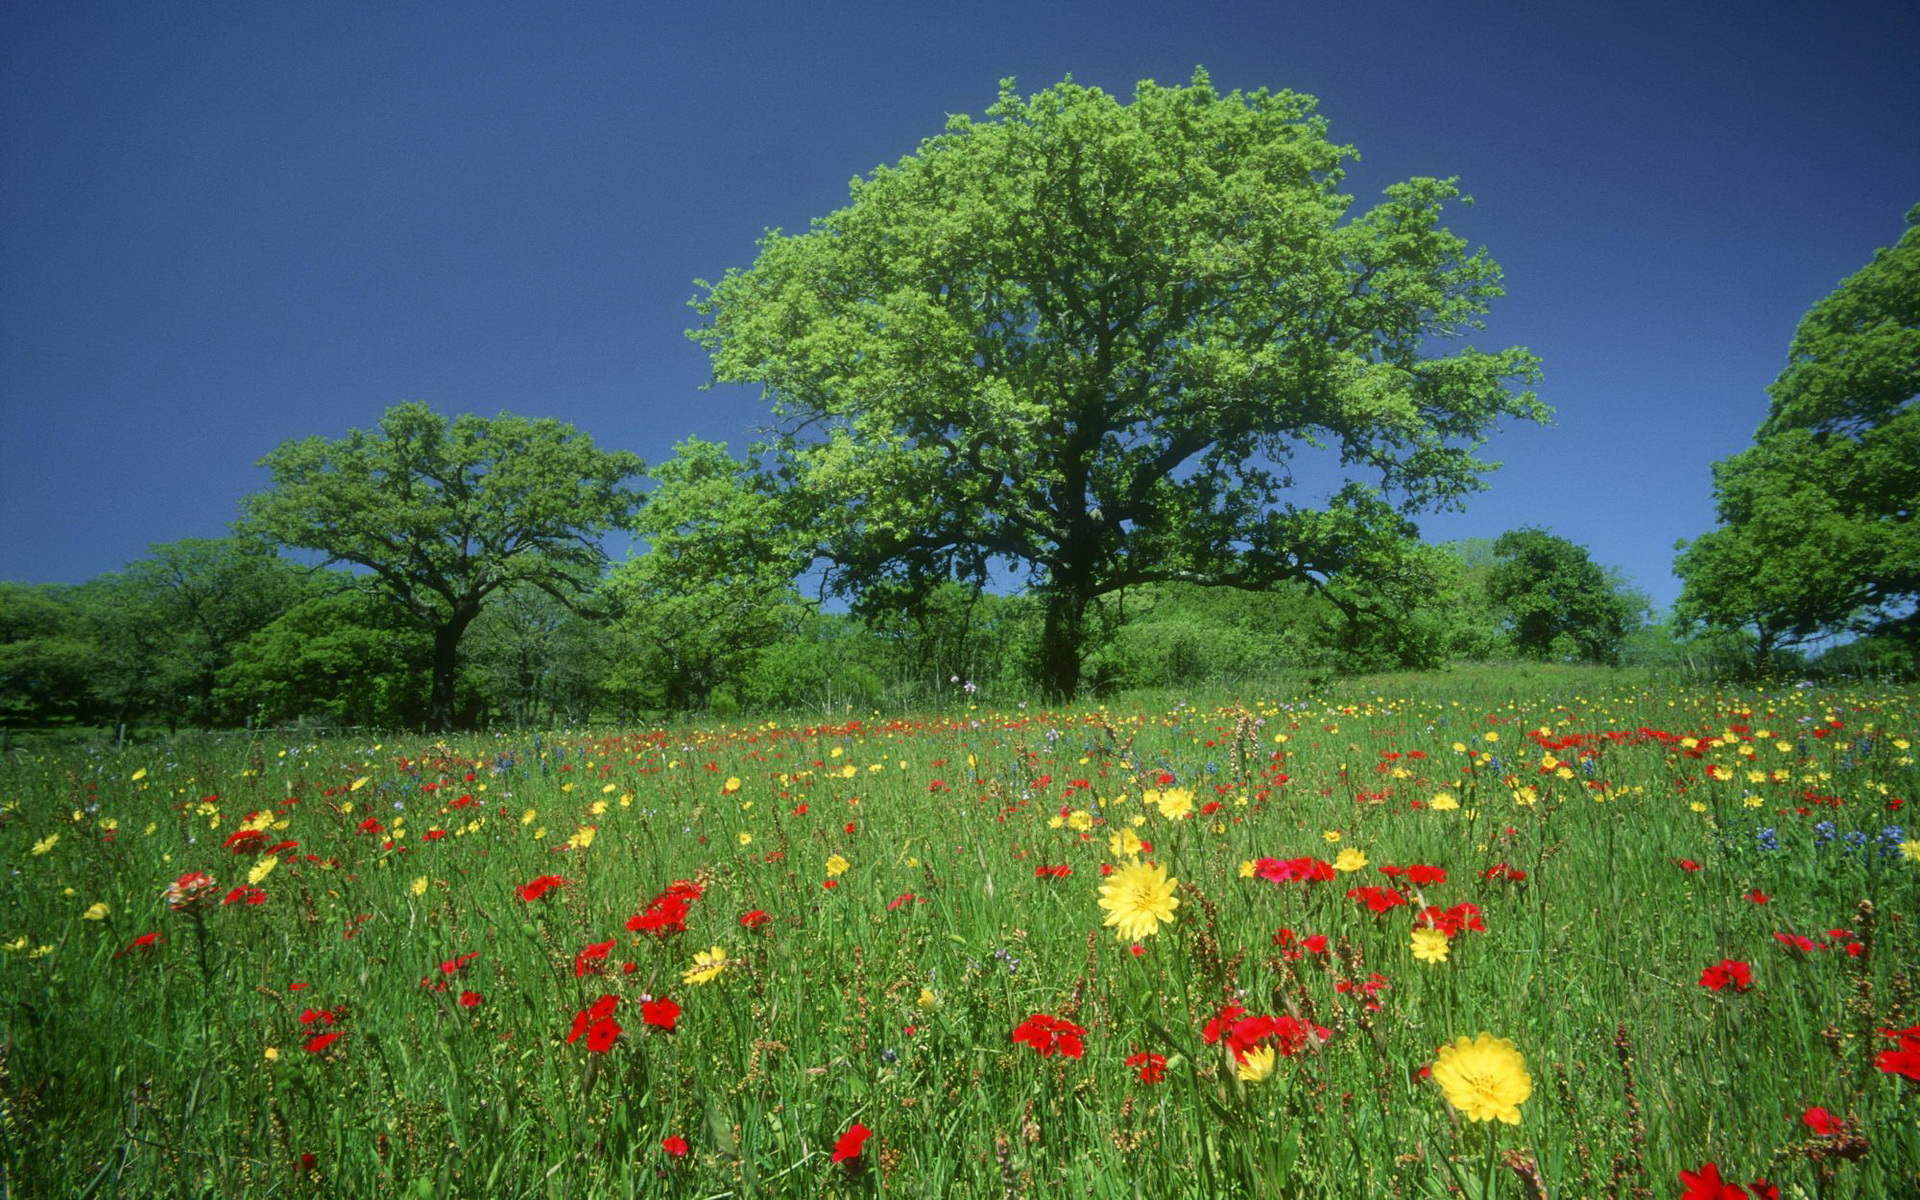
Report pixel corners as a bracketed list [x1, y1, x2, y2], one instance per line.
[4, 672, 1917, 1197]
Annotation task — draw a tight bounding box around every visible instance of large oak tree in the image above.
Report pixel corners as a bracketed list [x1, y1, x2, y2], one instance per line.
[692, 72, 1543, 697]
[1677, 205, 1918, 667]
[244, 403, 643, 730]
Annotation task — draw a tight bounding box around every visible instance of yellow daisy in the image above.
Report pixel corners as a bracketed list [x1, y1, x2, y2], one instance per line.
[1097, 859, 1179, 942]
[1432, 1033, 1532, 1124]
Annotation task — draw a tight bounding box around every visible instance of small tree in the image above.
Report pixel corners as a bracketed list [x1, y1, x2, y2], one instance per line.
[1485, 528, 1638, 665]
[244, 403, 643, 730]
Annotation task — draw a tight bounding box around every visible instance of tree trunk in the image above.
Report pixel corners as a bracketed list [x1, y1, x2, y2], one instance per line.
[1038, 587, 1091, 701]
[427, 610, 477, 733]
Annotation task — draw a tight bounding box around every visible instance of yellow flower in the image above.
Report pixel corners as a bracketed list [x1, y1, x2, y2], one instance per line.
[1900, 840, 1920, 862]
[31, 833, 58, 856]
[1066, 810, 1094, 832]
[1237, 859, 1257, 878]
[1411, 928, 1450, 963]
[521, 808, 537, 826]
[1511, 786, 1538, 807]
[1235, 1044, 1277, 1083]
[1742, 794, 1764, 809]
[249, 855, 278, 886]
[131, 767, 147, 781]
[264, 1046, 280, 1062]
[567, 826, 596, 849]
[1148, 788, 1193, 821]
[350, 776, 371, 791]
[1108, 828, 1144, 858]
[82, 902, 110, 920]
[683, 945, 728, 985]
[737, 831, 753, 847]
[410, 876, 428, 897]
[1097, 859, 1179, 942]
[825, 854, 850, 877]
[1332, 848, 1368, 872]
[1322, 830, 1342, 844]
[1432, 1033, 1532, 1124]
[1430, 792, 1459, 811]
[722, 776, 743, 794]
[917, 987, 939, 1010]
[2, 936, 26, 952]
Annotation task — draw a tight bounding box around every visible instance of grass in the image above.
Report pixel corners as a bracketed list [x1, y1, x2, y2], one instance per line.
[2, 675, 1917, 1196]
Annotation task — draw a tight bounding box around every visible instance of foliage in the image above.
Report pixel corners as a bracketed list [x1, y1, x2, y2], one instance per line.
[217, 590, 435, 728]
[1485, 527, 1641, 665]
[693, 71, 1544, 698]
[602, 440, 805, 713]
[243, 403, 644, 730]
[1677, 206, 1920, 667]
[0, 583, 103, 727]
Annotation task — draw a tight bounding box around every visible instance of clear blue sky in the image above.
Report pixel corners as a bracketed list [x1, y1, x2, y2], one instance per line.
[4, 1, 1916, 612]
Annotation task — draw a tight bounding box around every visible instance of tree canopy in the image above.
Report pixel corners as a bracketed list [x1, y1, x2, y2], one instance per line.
[243, 403, 644, 730]
[1676, 205, 1919, 667]
[692, 71, 1544, 696]
[1485, 527, 1639, 665]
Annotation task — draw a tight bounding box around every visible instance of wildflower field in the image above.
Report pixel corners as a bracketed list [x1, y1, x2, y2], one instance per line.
[4, 675, 1918, 1197]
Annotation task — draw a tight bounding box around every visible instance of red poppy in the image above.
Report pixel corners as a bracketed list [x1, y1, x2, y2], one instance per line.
[585, 1017, 620, 1053]
[1254, 856, 1336, 884]
[1875, 1023, 1920, 1078]
[113, 931, 164, 958]
[1678, 1161, 1750, 1199]
[740, 909, 770, 930]
[1675, 859, 1703, 873]
[574, 938, 616, 977]
[1034, 864, 1072, 878]
[1802, 1106, 1840, 1136]
[1744, 890, 1770, 904]
[1346, 885, 1409, 914]
[1125, 1051, 1168, 1083]
[831, 1123, 873, 1164]
[1699, 959, 1753, 993]
[304, 1031, 341, 1054]
[661, 1135, 689, 1158]
[517, 874, 567, 903]
[642, 997, 680, 1032]
[459, 990, 483, 1008]
[1011, 1013, 1087, 1059]
[222, 885, 267, 906]
[222, 829, 266, 853]
[627, 880, 701, 936]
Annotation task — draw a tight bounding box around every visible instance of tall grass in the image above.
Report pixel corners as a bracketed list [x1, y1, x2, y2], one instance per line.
[2, 677, 1915, 1196]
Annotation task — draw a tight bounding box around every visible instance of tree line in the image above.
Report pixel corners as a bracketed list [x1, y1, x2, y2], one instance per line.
[3, 73, 1911, 731]
[1, 520, 1658, 734]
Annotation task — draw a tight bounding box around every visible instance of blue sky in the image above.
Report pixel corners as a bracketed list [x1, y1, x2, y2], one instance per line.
[3, 1, 1916, 612]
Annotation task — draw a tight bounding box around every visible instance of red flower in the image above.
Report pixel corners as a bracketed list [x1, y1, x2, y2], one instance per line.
[574, 938, 616, 977]
[1678, 1161, 1750, 1199]
[1744, 890, 1770, 904]
[1801, 1106, 1840, 1136]
[1699, 959, 1753, 993]
[740, 909, 769, 930]
[641, 997, 681, 1032]
[1034, 864, 1072, 878]
[1254, 856, 1335, 884]
[1125, 1051, 1168, 1083]
[661, 1135, 689, 1158]
[1773, 931, 1821, 955]
[1011, 1013, 1087, 1059]
[831, 1123, 873, 1164]
[458, 990, 483, 1008]
[304, 1031, 341, 1055]
[627, 880, 702, 936]
[585, 1017, 620, 1053]
[517, 874, 567, 902]
[1346, 885, 1409, 915]
[1674, 859, 1703, 873]
[114, 931, 164, 958]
